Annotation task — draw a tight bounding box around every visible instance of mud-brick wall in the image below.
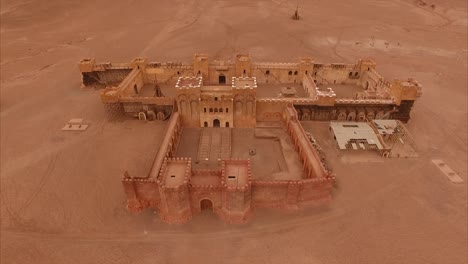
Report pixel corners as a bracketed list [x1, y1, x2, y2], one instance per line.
[134, 180, 160, 208]
[314, 64, 360, 85]
[303, 73, 318, 98]
[206, 67, 236, 85]
[122, 178, 159, 212]
[251, 64, 301, 84]
[222, 188, 251, 212]
[148, 113, 182, 179]
[145, 66, 194, 85]
[119, 69, 145, 96]
[256, 100, 288, 122]
[82, 69, 132, 87]
[251, 182, 289, 207]
[358, 68, 382, 91]
[299, 179, 333, 204]
[219, 188, 252, 223]
[232, 89, 256, 127]
[159, 185, 192, 224]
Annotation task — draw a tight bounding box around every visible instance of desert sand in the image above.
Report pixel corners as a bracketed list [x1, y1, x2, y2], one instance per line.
[1, 0, 467, 263]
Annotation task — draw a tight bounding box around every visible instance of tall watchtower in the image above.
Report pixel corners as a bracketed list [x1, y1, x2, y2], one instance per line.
[220, 160, 252, 223]
[235, 54, 252, 77]
[157, 158, 193, 224]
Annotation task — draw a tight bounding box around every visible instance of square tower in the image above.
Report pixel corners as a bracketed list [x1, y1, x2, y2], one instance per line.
[235, 54, 252, 77]
[220, 159, 252, 223]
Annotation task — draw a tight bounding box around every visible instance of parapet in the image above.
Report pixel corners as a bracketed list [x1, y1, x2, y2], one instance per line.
[221, 159, 251, 191]
[359, 58, 377, 71]
[175, 76, 203, 89]
[100, 88, 120, 103]
[316, 87, 336, 106]
[232, 77, 257, 89]
[299, 57, 314, 64]
[390, 78, 423, 104]
[157, 157, 192, 189]
[236, 53, 251, 62]
[193, 53, 209, 62]
[78, 58, 96, 72]
[131, 57, 148, 69]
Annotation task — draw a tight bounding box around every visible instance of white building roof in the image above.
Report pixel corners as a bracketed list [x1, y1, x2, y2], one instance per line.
[372, 120, 399, 135]
[330, 122, 383, 150]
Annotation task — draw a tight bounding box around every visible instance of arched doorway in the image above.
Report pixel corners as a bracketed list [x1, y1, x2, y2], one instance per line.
[213, 119, 220, 127]
[203, 121, 208, 127]
[200, 199, 213, 211]
[225, 121, 229, 127]
[219, 74, 226, 84]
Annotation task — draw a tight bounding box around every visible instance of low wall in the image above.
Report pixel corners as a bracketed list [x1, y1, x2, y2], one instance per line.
[148, 112, 182, 178]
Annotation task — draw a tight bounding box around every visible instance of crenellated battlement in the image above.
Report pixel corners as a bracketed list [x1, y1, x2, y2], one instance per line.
[157, 157, 192, 190]
[220, 159, 252, 191]
[175, 76, 203, 89]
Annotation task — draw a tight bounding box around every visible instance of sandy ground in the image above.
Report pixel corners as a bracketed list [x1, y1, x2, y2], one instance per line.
[1, 0, 467, 263]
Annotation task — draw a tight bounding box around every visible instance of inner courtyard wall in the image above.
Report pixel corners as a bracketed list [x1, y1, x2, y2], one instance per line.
[232, 88, 256, 127]
[148, 112, 183, 178]
[256, 99, 288, 122]
[313, 63, 360, 86]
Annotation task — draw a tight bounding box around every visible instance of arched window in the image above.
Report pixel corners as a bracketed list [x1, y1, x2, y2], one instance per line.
[305, 70, 308, 74]
[214, 108, 218, 112]
[294, 71, 298, 75]
[204, 108, 207, 113]
[288, 71, 292, 75]
[266, 70, 270, 75]
[355, 72, 359, 76]
[209, 108, 213, 112]
[219, 108, 223, 112]
[226, 108, 229, 113]
[349, 72, 353, 77]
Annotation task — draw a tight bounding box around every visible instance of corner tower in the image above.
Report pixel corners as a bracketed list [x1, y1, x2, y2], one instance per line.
[157, 158, 193, 224]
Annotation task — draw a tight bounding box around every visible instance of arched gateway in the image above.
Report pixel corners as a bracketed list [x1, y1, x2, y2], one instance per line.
[200, 199, 213, 211]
